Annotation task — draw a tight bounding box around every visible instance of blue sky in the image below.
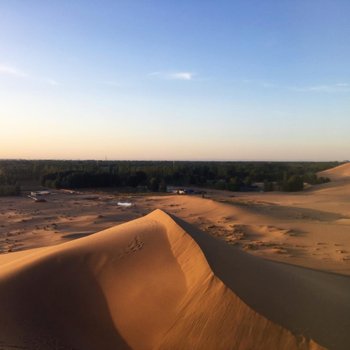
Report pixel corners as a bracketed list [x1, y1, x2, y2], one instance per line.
[1, 0, 349, 160]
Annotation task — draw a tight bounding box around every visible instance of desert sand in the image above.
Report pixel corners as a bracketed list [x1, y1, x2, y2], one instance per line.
[1, 163, 350, 349]
[318, 162, 350, 181]
[0, 209, 340, 350]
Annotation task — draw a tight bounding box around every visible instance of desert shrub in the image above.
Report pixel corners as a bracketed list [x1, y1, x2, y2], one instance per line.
[281, 175, 304, 192]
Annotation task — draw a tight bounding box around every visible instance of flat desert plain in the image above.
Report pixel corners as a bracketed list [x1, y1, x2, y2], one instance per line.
[0, 163, 350, 349]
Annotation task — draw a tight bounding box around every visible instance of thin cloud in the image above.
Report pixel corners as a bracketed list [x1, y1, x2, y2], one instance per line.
[44, 78, 59, 86]
[149, 71, 195, 81]
[242, 79, 350, 93]
[168, 72, 194, 80]
[335, 83, 350, 87]
[242, 79, 277, 88]
[0, 64, 28, 78]
[148, 71, 161, 76]
[0, 63, 58, 86]
[290, 83, 350, 93]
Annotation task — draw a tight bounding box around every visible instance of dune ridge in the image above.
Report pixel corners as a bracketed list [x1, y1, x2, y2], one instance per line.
[318, 162, 350, 181]
[0, 209, 336, 349]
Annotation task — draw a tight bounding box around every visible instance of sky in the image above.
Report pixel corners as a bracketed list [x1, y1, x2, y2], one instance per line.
[0, 0, 349, 161]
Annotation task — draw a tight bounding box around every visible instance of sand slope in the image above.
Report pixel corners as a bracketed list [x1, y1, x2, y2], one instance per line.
[145, 193, 350, 276]
[318, 162, 350, 181]
[1, 210, 348, 349]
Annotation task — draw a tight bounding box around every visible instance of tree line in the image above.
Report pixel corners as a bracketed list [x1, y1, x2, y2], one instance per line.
[0, 159, 337, 195]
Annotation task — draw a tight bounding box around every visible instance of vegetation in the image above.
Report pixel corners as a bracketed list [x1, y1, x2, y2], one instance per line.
[0, 165, 21, 196]
[0, 160, 338, 195]
[0, 184, 21, 196]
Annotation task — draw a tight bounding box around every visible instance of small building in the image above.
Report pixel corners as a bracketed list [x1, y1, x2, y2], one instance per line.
[30, 191, 50, 196]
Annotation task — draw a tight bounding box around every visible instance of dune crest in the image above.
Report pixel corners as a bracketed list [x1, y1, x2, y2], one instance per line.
[0, 210, 327, 349]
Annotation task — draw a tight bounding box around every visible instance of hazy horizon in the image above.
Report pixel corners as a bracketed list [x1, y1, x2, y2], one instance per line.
[0, 157, 346, 163]
[1, 1, 349, 161]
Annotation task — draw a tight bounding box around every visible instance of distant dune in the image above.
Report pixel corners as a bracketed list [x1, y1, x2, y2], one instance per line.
[318, 162, 350, 181]
[1, 209, 349, 349]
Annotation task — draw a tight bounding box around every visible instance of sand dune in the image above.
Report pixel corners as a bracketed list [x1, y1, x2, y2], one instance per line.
[318, 162, 350, 181]
[1, 209, 349, 349]
[146, 193, 350, 276]
[1, 163, 349, 349]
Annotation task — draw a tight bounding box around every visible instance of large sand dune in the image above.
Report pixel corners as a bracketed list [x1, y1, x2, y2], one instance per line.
[1, 210, 349, 349]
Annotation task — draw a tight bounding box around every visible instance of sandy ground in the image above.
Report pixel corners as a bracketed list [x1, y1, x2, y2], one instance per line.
[1, 165, 350, 276]
[1, 163, 350, 349]
[0, 192, 147, 254]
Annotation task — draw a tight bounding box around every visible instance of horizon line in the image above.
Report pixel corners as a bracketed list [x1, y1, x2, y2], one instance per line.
[0, 158, 347, 163]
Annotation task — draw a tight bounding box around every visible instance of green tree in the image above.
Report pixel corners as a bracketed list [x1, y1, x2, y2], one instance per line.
[149, 177, 160, 192]
[282, 175, 304, 192]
